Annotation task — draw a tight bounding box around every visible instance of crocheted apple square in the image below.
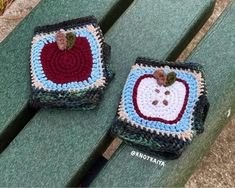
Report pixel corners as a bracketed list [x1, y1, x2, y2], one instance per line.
[112, 58, 209, 158]
[30, 16, 113, 109]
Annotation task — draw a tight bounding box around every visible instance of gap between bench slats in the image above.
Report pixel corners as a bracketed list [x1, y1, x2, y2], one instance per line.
[91, 2, 235, 187]
[0, 0, 215, 187]
[0, 0, 133, 153]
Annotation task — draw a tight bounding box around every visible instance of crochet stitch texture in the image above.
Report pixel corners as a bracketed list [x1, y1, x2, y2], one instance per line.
[111, 57, 209, 159]
[30, 16, 113, 109]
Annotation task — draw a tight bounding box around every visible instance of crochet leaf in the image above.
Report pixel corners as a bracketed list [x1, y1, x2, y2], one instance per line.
[165, 72, 176, 86]
[66, 32, 76, 49]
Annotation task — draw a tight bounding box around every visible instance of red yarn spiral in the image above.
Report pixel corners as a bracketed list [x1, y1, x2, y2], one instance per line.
[41, 37, 93, 84]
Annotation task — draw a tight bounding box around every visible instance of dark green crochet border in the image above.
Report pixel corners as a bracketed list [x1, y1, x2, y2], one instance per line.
[30, 16, 114, 109]
[30, 43, 113, 109]
[111, 58, 209, 159]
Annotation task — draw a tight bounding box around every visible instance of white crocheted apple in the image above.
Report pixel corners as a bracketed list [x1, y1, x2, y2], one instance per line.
[134, 75, 188, 123]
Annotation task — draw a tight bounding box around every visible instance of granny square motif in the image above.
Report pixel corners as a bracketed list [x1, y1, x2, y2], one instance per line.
[30, 16, 113, 109]
[111, 58, 209, 159]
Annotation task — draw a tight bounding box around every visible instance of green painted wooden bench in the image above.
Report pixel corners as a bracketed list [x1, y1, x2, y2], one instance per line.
[1, 0, 234, 187]
[91, 1, 235, 187]
[0, 0, 134, 151]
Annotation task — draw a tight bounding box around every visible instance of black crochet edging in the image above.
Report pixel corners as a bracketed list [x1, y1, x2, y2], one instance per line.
[135, 57, 209, 134]
[30, 90, 103, 110]
[110, 57, 209, 159]
[30, 16, 113, 109]
[192, 95, 210, 134]
[110, 118, 187, 159]
[34, 16, 98, 34]
[30, 42, 113, 109]
[136, 57, 205, 75]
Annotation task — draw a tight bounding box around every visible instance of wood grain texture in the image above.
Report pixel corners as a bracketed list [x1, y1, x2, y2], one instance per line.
[91, 2, 235, 187]
[0, 0, 214, 186]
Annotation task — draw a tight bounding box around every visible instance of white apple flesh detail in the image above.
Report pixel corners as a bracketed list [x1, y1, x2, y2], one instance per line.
[136, 77, 187, 121]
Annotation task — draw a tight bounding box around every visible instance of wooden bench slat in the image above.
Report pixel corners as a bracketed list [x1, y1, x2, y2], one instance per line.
[0, 0, 214, 186]
[0, 0, 122, 149]
[91, 2, 235, 187]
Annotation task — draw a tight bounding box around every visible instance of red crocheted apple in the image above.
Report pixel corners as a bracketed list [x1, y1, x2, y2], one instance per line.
[40, 36, 93, 84]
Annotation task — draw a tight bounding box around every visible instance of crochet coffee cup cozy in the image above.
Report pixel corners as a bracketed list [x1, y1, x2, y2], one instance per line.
[30, 16, 113, 109]
[111, 58, 209, 159]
